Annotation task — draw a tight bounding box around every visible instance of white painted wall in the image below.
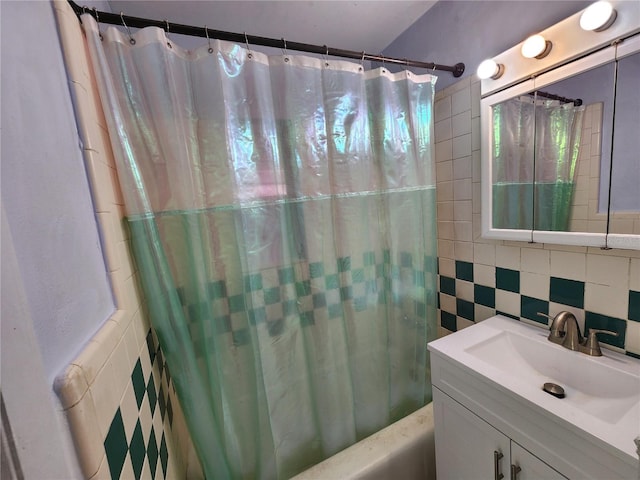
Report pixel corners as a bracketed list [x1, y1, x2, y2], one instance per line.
[383, 0, 592, 91]
[1, 0, 114, 383]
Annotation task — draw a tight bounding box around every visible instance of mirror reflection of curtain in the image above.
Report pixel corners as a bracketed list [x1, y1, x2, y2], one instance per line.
[534, 100, 584, 231]
[492, 96, 583, 230]
[81, 15, 438, 480]
[492, 96, 535, 229]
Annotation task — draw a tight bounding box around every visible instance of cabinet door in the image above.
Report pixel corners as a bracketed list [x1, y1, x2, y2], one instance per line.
[511, 442, 567, 480]
[433, 387, 510, 480]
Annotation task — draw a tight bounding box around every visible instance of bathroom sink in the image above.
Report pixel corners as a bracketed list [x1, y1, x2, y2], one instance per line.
[428, 315, 640, 460]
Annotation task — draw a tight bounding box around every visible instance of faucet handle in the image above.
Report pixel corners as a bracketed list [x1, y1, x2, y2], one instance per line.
[581, 328, 619, 356]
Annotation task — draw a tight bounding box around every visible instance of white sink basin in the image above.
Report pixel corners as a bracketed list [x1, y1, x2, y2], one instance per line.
[429, 315, 640, 460]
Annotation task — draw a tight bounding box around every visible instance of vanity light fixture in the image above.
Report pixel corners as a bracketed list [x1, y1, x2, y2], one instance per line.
[580, 1, 617, 32]
[521, 34, 552, 59]
[476, 59, 504, 80]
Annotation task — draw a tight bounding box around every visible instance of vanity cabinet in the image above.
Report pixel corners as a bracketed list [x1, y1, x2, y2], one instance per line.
[433, 387, 566, 480]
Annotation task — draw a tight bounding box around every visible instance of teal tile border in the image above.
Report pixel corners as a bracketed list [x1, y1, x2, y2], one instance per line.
[496, 267, 520, 293]
[629, 290, 640, 322]
[584, 312, 626, 349]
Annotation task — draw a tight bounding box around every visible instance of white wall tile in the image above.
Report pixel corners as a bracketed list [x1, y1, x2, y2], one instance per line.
[495, 290, 520, 317]
[625, 320, 640, 355]
[436, 160, 453, 182]
[631, 259, 640, 291]
[456, 317, 474, 331]
[584, 282, 629, 319]
[451, 111, 471, 138]
[521, 272, 550, 300]
[495, 245, 521, 270]
[435, 139, 453, 162]
[474, 243, 496, 266]
[474, 304, 496, 322]
[452, 134, 471, 159]
[586, 254, 629, 288]
[440, 293, 456, 313]
[454, 200, 472, 222]
[521, 248, 550, 275]
[434, 96, 452, 121]
[474, 264, 495, 287]
[439, 258, 455, 277]
[454, 241, 474, 262]
[451, 86, 471, 116]
[456, 280, 474, 302]
[550, 251, 586, 281]
[453, 179, 472, 201]
[453, 156, 472, 180]
[434, 118, 452, 142]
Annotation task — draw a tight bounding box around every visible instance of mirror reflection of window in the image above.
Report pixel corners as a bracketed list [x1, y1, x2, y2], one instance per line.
[609, 51, 640, 236]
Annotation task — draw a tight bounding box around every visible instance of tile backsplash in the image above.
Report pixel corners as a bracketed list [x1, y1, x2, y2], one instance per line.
[434, 75, 640, 358]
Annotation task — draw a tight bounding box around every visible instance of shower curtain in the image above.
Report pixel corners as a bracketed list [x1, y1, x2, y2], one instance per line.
[492, 96, 583, 231]
[82, 15, 437, 480]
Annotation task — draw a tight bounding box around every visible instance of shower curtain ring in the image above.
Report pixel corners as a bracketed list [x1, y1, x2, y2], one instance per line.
[282, 38, 289, 61]
[323, 45, 329, 67]
[164, 19, 172, 48]
[244, 32, 253, 59]
[205, 25, 213, 53]
[120, 12, 135, 44]
[93, 7, 103, 40]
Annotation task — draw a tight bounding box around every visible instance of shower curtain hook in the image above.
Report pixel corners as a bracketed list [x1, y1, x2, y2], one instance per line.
[380, 53, 386, 71]
[323, 45, 329, 67]
[359, 51, 366, 71]
[244, 32, 253, 59]
[205, 25, 213, 53]
[93, 7, 103, 40]
[281, 38, 289, 62]
[164, 19, 172, 48]
[120, 12, 135, 45]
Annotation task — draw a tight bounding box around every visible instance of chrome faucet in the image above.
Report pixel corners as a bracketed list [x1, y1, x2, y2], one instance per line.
[539, 311, 619, 356]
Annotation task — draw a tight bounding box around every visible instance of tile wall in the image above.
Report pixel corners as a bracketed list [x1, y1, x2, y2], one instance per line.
[52, 2, 197, 478]
[434, 75, 640, 358]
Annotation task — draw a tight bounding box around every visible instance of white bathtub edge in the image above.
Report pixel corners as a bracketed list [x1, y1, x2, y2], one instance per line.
[291, 403, 435, 480]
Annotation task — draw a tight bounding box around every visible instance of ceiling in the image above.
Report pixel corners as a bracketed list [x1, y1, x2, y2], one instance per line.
[107, 1, 438, 55]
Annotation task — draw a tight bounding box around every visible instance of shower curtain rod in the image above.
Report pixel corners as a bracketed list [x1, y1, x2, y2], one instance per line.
[68, 0, 465, 77]
[529, 90, 583, 106]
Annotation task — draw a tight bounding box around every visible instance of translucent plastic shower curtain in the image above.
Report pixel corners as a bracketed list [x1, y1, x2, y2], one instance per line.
[492, 96, 583, 231]
[82, 15, 437, 479]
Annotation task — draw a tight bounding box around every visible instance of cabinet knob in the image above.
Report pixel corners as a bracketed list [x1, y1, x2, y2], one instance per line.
[494, 450, 504, 480]
[510, 464, 522, 480]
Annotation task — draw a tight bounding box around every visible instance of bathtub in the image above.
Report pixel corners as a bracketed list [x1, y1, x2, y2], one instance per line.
[291, 403, 436, 480]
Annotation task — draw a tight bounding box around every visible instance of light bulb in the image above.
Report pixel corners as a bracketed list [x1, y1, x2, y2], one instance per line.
[521, 34, 552, 59]
[580, 1, 617, 31]
[477, 59, 504, 80]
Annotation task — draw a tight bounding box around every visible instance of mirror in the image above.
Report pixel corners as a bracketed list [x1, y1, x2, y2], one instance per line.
[532, 60, 615, 234]
[608, 50, 640, 237]
[481, 31, 640, 249]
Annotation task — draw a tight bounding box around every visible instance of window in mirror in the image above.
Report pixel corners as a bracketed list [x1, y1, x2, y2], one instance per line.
[608, 50, 640, 236]
[532, 60, 616, 233]
[491, 94, 536, 230]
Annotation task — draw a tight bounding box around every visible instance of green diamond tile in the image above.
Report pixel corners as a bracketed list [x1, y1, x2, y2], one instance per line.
[300, 311, 315, 326]
[521, 296, 548, 323]
[456, 298, 474, 321]
[440, 276, 456, 296]
[158, 386, 166, 421]
[629, 290, 640, 322]
[550, 277, 584, 309]
[295, 280, 311, 296]
[248, 307, 266, 325]
[474, 285, 495, 308]
[129, 420, 145, 480]
[104, 409, 127, 480]
[160, 434, 169, 478]
[312, 293, 326, 308]
[340, 286, 353, 301]
[441, 311, 457, 331]
[455, 260, 474, 282]
[147, 374, 157, 416]
[232, 328, 250, 346]
[132, 359, 146, 409]
[148, 427, 159, 479]
[167, 397, 174, 426]
[585, 312, 626, 349]
[496, 267, 520, 293]
[283, 299, 298, 316]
